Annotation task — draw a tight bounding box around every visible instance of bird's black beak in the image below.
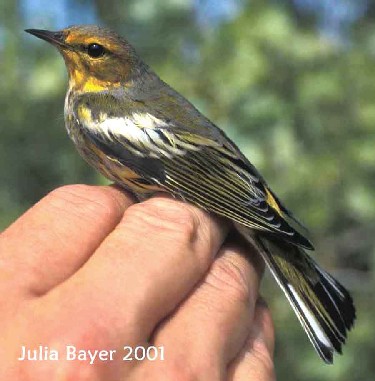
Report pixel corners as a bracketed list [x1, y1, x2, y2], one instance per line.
[25, 29, 67, 48]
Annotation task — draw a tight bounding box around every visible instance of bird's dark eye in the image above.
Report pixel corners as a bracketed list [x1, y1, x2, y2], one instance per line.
[87, 43, 105, 58]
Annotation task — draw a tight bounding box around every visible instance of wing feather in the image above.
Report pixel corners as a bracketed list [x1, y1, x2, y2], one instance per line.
[160, 144, 312, 248]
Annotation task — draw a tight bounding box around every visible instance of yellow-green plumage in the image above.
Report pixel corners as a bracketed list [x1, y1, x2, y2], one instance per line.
[26, 25, 355, 364]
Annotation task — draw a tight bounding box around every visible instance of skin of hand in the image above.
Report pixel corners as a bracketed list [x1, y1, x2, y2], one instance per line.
[0, 184, 275, 381]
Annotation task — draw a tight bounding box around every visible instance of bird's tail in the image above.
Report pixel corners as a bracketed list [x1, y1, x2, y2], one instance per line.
[241, 230, 356, 363]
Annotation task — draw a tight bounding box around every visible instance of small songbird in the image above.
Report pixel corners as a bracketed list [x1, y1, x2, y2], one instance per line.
[26, 25, 355, 363]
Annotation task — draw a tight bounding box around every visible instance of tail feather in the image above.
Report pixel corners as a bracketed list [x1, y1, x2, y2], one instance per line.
[240, 228, 355, 363]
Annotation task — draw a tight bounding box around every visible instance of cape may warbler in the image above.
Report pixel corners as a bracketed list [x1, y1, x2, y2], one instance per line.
[26, 25, 355, 363]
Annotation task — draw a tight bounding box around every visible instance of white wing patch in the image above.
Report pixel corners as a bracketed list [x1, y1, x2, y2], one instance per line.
[80, 109, 189, 158]
[101, 116, 147, 142]
[132, 112, 169, 129]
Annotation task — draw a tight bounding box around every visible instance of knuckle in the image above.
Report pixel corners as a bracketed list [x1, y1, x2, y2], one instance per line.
[46, 184, 123, 221]
[205, 254, 250, 304]
[249, 340, 276, 381]
[47, 184, 92, 200]
[125, 198, 200, 243]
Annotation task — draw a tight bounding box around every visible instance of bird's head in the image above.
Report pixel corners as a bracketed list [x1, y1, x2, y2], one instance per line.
[26, 25, 144, 92]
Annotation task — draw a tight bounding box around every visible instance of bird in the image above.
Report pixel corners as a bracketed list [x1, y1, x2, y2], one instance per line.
[25, 25, 355, 363]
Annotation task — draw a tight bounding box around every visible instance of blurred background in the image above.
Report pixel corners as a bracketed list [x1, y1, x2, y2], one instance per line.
[0, 0, 374, 379]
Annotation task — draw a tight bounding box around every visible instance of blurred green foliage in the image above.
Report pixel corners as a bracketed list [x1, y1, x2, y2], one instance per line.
[0, 0, 374, 379]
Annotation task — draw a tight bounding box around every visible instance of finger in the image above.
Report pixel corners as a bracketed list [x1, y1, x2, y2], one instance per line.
[144, 235, 264, 379]
[0, 185, 133, 296]
[228, 298, 275, 381]
[44, 195, 230, 347]
[251, 298, 275, 355]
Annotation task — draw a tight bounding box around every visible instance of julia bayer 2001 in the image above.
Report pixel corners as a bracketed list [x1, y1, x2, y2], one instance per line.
[17, 344, 165, 364]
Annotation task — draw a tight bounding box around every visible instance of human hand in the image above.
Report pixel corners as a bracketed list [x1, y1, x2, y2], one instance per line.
[0, 185, 275, 380]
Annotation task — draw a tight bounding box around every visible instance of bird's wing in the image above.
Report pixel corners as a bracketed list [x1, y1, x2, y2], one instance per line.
[74, 96, 313, 249]
[159, 131, 313, 249]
